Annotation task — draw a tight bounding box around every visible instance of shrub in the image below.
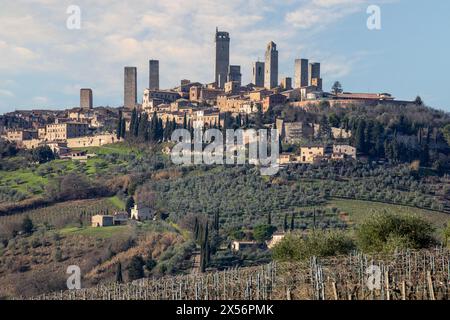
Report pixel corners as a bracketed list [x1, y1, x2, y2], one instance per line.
[272, 230, 355, 261]
[356, 213, 435, 253]
[21, 217, 34, 235]
[127, 255, 145, 281]
[253, 224, 277, 243]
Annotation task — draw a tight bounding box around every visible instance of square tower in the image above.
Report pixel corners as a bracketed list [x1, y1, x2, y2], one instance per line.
[124, 66, 137, 109]
[149, 60, 159, 91]
[80, 88, 93, 109]
[308, 62, 320, 86]
[227, 65, 242, 87]
[295, 59, 309, 88]
[264, 41, 278, 89]
[252, 61, 265, 87]
[215, 28, 230, 89]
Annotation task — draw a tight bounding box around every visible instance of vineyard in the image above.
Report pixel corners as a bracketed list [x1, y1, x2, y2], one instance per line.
[30, 248, 450, 300]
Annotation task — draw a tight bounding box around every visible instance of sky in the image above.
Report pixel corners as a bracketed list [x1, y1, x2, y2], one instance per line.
[0, 0, 449, 113]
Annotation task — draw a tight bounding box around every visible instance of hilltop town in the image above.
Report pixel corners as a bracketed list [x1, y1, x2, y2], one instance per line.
[1, 29, 414, 164]
[1, 29, 450, 300]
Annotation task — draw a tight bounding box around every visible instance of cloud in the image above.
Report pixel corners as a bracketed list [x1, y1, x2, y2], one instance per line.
[285, 0, 367, 29]
[0, 0, 382, 111]
[0, 89, 15, 98]
[32, 96, 49, 105]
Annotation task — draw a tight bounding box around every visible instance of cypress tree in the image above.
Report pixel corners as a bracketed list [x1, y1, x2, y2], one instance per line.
[120, 118, 126, 139]
[116, 111, 123, 140]
[290, 212, 295, 231]
[116, 262, 123, 283]
[213, 212, 219, 231]
[183, 113, 187, 130]
[137, 113, 149, 141]
[130, 108, 137, 137]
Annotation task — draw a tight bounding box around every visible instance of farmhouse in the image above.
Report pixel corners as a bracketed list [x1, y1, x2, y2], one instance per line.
[91, 215, 114, 227]
[113, 211, 129, 225]
[130, 204, 153, 221]
[267, 232, 286, 249]
[231, 241, 261, 252]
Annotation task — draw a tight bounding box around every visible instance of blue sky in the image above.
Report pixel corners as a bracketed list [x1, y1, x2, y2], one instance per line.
[0, 0, 449, 113]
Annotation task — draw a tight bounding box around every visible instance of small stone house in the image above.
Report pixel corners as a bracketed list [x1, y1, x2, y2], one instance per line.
[91, 215, 114, 227]
[113, 211, 129, 225]
[266, 232, 286, 249]
[231, 241, 261, 252]
[130, 204, 153, 221]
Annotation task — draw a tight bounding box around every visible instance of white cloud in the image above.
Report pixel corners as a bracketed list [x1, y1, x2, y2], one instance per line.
[0, 89, 15, 98]
[0, 0, 382, 110]
[32, 96, 49, 104]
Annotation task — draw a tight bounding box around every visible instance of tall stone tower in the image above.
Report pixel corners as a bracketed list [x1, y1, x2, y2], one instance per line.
[215, 28, 230, 89]
[252, 61, 265, 87]
[80, 88, 93, 109]
[227, 65, 242, 86]
[149, 60, 159, 90]
[264, 41, 278, 89]
[124, 67, 137, 109]
[308, 62, 321, 86]
[295, 59, 309, 88]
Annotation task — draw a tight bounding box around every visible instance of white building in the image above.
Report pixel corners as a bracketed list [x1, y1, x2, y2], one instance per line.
[130, 204, 153, 221]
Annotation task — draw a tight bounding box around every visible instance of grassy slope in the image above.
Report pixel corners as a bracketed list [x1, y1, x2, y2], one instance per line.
[328, 198, 450, 231]
[0, 143, 135, 202]
[59, 225, 129, 238]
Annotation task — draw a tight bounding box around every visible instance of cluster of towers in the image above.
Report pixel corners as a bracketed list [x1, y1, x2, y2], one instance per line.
[215, 28, 322, 91]
[121, 28, 323, 109]
[123, 59, 160, 109]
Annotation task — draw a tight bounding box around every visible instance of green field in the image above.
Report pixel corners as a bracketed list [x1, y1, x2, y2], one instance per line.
[72, 142, 139, 156]
[59, 225, 130, 238]
[328, 198, 450, 231]
[108, 196, 125, 210]
[0, 143, 136, 202]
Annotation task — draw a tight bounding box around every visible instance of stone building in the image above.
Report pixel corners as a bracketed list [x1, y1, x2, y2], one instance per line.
[294, 59, 309, 88]
[231, 241, 261, 252]
[300, 146, 325, 164]
[5, 129, 38, 142]
[252, 61, 265, 87]
[311, 77, 323, 91]
[149, 60, 159, 91]
[144, 89, 181, 104]
[215, 28, 230, 89]
[217, 95, 255, 114]
[124, 67, 137, 109]
[224, 81, 240, 95]
[276, 119, 314, 143]
[333, 144, 357, 160]
[131, 204, 153, 221]
[308, 62, 321, 86]
[281, 77, 292, 91]
[92, 215, 114, 227]
[80, 88, 93, 109]
[192, 110, 220, 129]
[264, 41, 278, 89]
[227, 65, 242, 87]
[262, 93, 286, 112]
[249, 89, 272, 102]
[45, 122, 89, 141]
[189, 86, 223, 102]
